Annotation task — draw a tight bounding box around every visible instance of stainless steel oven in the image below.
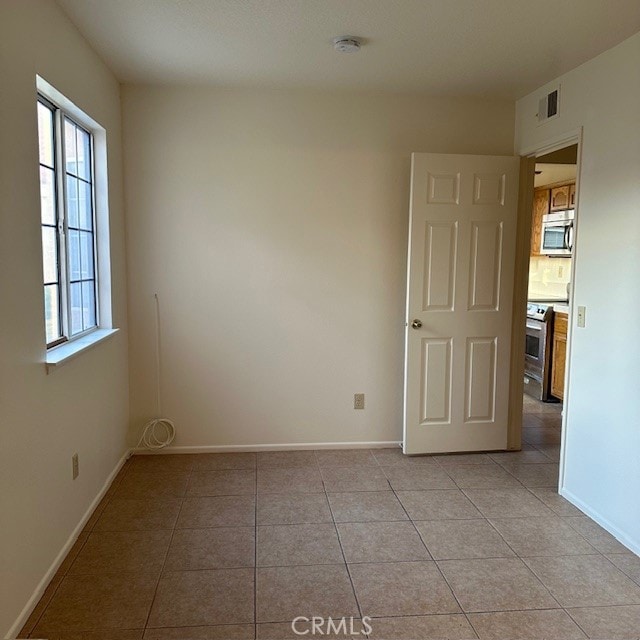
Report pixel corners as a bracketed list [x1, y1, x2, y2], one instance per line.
[541, 210, 574, 256]
[524, 303, 554, 402]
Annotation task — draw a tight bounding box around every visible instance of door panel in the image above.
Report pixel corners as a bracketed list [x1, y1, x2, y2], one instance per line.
[404, 153, 519, 454]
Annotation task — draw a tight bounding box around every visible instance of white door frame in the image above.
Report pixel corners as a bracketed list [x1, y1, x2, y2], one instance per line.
[514, 126, 584, 494]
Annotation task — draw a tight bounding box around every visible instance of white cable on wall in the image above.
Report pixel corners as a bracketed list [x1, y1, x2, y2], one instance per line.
[136, 293, 176, 450]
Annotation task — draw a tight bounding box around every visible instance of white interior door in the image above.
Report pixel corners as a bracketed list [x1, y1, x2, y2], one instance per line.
[403, 153, 520, 454]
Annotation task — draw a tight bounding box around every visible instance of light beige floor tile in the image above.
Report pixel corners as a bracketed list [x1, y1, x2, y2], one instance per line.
[529, 488, 583, 516]
[257, 467, 325, 494]
[113, 472, 190, 499]
[468, 609, 586, 639]
[327, 491, 407, 522]
[257, 523, 343, 566]
[438, 557, 558, 612]
[435, 454, 495, 465]
[567, 604, 640, 639]
[349, 561, 460, 617]
[415, 519, 515, 560]
[500, 463, 559, 488]
[315, 449, 377, 467]
[536, 445, 561, 462]
[191, 452, 257, 471]
[68, 530, 171, 575]
[522, 428, 561, 445]
[164, 527, 255, 571]
[256, 564, 358, 623]
[607, 554, 640, 586]
[34, 574, 157, 633]
[148, 569, 254, 627]
[396, 490, 481, 520]
[176, 495, 256, 528]
[524, 555, 640, 607]
[367, 614, 478, 639]
[256, 450, 318, 468]
[32, 631, 144, 640]
[144, 626, 254, 639]
[381, 466, 456, 491]
[337, 521, 430, 563]
[463, 488, 553, 518]
[321, 466, 391, 492]
[372, 448, 436, 466]
[127, 454, 195, 474]
[187, 470, 256, 496]
[257, 492, 332, 525]
[445, 465, 521, 489]
[257, 619, 365, 638]
[489, 450, 551, 464]
[565, 516, 630, 553]
[93, 498, 182, 531]
[489, 516, 596, 556]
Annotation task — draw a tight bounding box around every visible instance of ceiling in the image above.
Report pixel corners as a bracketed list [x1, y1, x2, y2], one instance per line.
[56, 0, 640, 98]
[534, 164, 577, 188]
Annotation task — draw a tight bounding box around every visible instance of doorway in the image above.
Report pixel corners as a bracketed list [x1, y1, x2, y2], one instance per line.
[520, 141, 580, 483]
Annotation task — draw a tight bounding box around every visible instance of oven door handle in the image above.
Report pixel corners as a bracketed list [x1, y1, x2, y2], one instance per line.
[526, 320, 543, 331]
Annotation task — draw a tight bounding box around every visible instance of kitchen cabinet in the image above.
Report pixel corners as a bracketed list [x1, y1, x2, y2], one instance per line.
[531, 188, 549, 256]
[551, 312, 568, 400]
[550, 185, 571, 211]
[569, 183, 576, 208]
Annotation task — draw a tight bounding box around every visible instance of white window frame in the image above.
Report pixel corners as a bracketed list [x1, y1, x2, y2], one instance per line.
[37, 76, 118, 369]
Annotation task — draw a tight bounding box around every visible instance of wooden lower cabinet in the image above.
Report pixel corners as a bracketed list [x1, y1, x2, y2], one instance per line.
[551, 313, 568, 400]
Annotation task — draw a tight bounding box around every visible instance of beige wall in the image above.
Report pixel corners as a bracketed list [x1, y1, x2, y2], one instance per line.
[0, 1, 129, 635]
[516, 32, 640, 552]
[123, 86, 514, 448]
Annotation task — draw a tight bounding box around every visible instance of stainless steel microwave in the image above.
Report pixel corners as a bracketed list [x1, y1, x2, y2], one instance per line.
[541, 210, 574, 256]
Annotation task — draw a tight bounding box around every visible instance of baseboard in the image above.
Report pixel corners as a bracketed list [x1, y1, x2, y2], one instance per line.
[132, 441, 402, 454]
[6, 449, 131, 640]
[560, 486, 640, 556]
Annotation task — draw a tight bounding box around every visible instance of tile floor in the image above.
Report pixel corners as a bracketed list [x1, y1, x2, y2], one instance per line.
[19, 397, 640, 639]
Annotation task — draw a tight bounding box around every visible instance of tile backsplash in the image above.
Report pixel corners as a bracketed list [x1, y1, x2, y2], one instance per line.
[528, 256, 572, 300]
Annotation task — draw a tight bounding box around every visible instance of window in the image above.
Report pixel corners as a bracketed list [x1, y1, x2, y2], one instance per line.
[37, 96, 98, 348]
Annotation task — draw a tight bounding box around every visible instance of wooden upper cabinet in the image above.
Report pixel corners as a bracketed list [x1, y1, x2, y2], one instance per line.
[569, 183, 576, 208]
[531, 189, 549, 256]
[550, 185, 571, 211]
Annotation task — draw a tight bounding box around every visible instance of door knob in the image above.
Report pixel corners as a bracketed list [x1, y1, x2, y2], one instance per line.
[411, 319, 422, 329]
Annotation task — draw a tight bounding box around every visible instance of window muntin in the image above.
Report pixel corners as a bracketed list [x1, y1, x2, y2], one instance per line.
[37, 97, 98, 348]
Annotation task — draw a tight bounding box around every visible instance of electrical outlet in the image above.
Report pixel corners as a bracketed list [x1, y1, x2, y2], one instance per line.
[354, 393, 365, 410]
[72, 453, 79, 480]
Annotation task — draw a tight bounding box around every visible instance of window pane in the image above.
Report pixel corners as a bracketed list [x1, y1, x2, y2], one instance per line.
[37, 102, 54, 167]
[79, 231, 94, 279]
[82, 281, 97, 329]
[78, 180, 93, 230]
[68, 229, 81, 281]
[41, 227, 59, 284]
[44, 284, 60, 343]
[70, 282, 83, 335]
[66, 175, 79, 228]
[39, 166, 56, 225]
[76, 128, 91, 182]
[64, 119, 77, 175]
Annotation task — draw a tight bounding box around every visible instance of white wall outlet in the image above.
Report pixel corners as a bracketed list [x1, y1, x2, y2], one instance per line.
[577, 306, 586, 328]
[354, 393, 365, 410]
[72, 453, 79, 479]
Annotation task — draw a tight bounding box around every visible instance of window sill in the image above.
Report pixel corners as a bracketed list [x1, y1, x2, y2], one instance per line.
[46, 328, 119, 371]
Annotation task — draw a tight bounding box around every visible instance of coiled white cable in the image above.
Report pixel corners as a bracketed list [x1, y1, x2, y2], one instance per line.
[136, 293, 176, 450]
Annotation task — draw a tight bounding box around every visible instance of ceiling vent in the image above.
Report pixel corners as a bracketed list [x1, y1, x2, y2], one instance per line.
[537, 86, 560, 124]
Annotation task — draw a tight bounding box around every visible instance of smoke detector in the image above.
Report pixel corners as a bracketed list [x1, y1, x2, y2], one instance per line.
[333, 36, 362, 53]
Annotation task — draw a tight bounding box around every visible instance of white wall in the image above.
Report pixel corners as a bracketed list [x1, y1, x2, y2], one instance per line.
[123, 86, 514, 448]
[0, 1, 129, 636]
[516, 32, 640, 551]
